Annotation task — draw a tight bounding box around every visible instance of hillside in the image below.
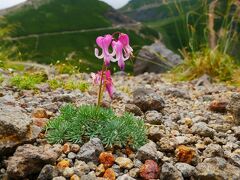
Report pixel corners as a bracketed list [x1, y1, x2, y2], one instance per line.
[2, 0, 158, 72]
[121, 0, 202, 51]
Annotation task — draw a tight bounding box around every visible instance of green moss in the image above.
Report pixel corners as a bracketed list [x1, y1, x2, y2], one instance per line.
[10, 73, 47, 90]
[0, 75, 4, 84]
[47, 78, 90, 92]
[45, 104, 147, 149]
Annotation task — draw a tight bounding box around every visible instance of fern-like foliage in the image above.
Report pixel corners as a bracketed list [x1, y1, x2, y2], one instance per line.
[45, 104, 147, 149]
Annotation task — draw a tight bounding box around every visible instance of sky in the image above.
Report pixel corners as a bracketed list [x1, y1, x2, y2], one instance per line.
[0, 0, 130, 10]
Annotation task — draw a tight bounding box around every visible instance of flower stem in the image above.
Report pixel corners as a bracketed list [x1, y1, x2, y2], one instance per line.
[97, 64, 106, 106]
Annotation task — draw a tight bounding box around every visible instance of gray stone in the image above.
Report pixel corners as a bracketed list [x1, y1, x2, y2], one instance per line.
[147, 125, 165, 141]
[160, 162, 183, 180]
[228, 153, 240, 168]
[37, 164, 59, 180]
[195, 157, 240, 179]
[67, 152, 76, 159]
[73, 160, 90, 176]
[0, 102, 41, 155]
[7, 144, 62, 179]
[62, 167, 74, 178]
[191, 122, 215, 138]
[228, 93, 240, 124]
[81, 171, 96, 180]
[145, 111, 163, 125]
[175, 163, 196, 178]
[52, 176, 66, 180]
[136, 141, 159, 162]
[128, 168, 139, 178]
[125, 104, 143, 116]
[232, 126, 240, 140]
[164, 88, 190, 99]
[203, 144, 224, 158]
[133, 88, 165, 112]
[76, 138, 104, 163]
[134, 42, 182, 75]
[117, 174, 136, 180]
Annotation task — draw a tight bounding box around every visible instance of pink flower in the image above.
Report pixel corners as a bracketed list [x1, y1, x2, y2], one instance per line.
[105, 70, 114, 98]
[91, 70, 114, 99]
[118, 33, 133, 58]
[95, 34, 115, 66]
[111, 40, 129, 70]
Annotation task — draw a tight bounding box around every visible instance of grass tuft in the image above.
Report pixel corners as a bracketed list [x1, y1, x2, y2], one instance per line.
[45, 104, 147, 149]
[10, 73, 47, 90]
[173, 48, 237, 82]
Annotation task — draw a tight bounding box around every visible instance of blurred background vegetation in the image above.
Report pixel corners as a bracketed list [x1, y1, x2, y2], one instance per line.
[0, 0, 240, 84]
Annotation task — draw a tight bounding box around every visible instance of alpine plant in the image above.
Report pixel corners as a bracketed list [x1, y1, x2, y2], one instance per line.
[92, 33, 133, 106]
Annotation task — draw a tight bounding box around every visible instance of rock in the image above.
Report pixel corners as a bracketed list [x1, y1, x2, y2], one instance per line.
[103, 168, 116, 180]
[117, 174, 136, 180]
[125, 104, 143, 116]
[139, 160, 160, 180]
[52, 94, 75, 103]
[195, 157, 240, 179]
[99, 152, 115, 168]
[112, 164, 121, 174]
[0, 103, 41, 155]
[68, 152, 76, 160]
[128, 168, 139, 178]
[115, 157, 134, 169]
[203, 144, 224, 158]
[57, 160, 70, 170]
[228, 153, 240, 168]
[133, 88, 165, 112]
[63, 167, 74, 178]
[228, 93, 240, 124]
[134, 42, 182, 75]
[6, 144, 61, 179]
[136, 141, 159, 162]
[37, 165, 59, 180]
[175, 163, 196, 178]
[96, 164, 105, 177]
[175, 145, 197, 165]
[70, 174, 80, 180]
[145, 110, 163, 125]
[32, 108, 48, 118]
[147, 125, 165, 141]
[209, 100, 228, 113]
[195, 74, 212, 87]
[73, 160, 90, 176]
[52, 176, 66, 180]
[191, 122, 215, 138]
[62, 143, 71, 154]
[80, 171, 96, 180]
[71, 144, 80, 153]
[164, 88, 189, 99]
[76, 138, 104, 163]
[160, 162, 183, 180]
[158, 137, 176, 152]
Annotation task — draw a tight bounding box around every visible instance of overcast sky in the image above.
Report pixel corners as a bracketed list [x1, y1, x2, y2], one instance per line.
[0, 0, 130, 10]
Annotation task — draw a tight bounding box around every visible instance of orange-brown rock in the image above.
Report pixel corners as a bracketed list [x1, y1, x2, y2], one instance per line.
[125, 147, 134, 157]
[175, 145, 196, 164]
[99, 152, 115, 168]
[62, 143, 71, 154]
[103, 168, 116, 180]
[57, 159, 70, 170]
[33, 118, 48, 128]
[32, 108, 48, 118]
[139, 160, 160, 180]
[209, 100, 228, 113]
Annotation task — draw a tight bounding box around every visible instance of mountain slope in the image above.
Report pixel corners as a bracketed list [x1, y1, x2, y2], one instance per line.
[2, 0, 158, 72]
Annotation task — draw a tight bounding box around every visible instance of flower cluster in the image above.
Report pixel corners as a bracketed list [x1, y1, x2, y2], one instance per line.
[92, 32, 133, 105]
[95, 33, 133, 70]
[91, 70, 114, 98]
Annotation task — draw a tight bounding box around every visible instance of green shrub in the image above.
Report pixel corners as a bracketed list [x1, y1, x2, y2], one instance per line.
[45, 104, 147, 149]
[10, 73, 47, 90]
